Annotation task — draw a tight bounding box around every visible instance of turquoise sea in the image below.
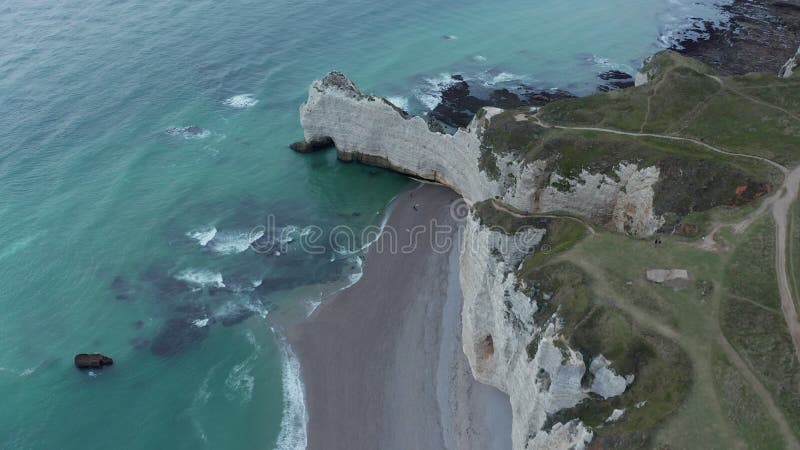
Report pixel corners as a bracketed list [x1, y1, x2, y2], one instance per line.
[0, 1, 728, 448]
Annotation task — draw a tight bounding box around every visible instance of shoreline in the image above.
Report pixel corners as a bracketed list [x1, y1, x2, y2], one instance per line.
[288, 184, 512, 449]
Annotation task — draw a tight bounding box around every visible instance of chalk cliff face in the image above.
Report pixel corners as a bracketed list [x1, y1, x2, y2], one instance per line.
[459, 217, 590, 449]
[299, 72, 664, 236]
[297, 73, 637, 449]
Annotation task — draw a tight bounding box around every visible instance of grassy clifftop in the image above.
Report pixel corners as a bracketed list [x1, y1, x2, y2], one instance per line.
[539, 51, 800, 166]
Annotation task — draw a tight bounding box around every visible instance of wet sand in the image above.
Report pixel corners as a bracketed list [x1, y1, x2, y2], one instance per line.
[289, 183, 512, 450]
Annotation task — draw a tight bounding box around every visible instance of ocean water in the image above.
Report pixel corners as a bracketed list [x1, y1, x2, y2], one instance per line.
[0, 0, 728, 448]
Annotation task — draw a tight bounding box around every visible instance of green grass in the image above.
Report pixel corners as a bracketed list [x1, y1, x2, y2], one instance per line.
[537, 50, 800, 166]
[721, 216, 800, 433]
[790, 200, 800, 311]
[516, 218, 586, 275]
[712, 349, 786, 449]
[531, 261, 691, 448]
[562, 231, 747, 448]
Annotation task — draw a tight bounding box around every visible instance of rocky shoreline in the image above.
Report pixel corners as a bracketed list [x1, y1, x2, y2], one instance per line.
[672, 0, 800, 75]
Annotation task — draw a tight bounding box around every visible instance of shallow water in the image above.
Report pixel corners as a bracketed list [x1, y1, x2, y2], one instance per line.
[0, 0, 728, 448]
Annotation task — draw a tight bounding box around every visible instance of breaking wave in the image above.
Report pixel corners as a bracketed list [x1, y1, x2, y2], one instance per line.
[223, 94, 259, 109]
[207, 229, 265, 255]
[413, 73, 461, 110]
[385, 96, 409, 112]
[274, 338, 308, 450]
[176, 269, 225, 288]
[187, 226, 217, 246]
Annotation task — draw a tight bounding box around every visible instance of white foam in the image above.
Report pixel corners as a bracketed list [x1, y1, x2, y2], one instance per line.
[208, 229, 265, 255]
[176, 269, 225, 288]
[187, 226, 217, 246]
[223, 94, 259, 109]
[274, 340, 308, 450]
[213, 297, 269, 321]
[347, 255, 364, 285]
[225, 356, 256, 404]
[472, 55, 487, 62]
[192, 318, 210, 328]
[482, 71, 519, 86]
[589, 55, 634, 73]
[166, 126, 211, 139]
[385, 96, 409, 112]
[413, 73, 461, 110]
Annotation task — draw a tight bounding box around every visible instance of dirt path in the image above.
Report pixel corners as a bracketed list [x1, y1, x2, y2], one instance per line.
[771, 166, 800, 364]
[572, 258, 799, 448]
[532, 113, 787, 174]
[533, 111, 800, 366]
[716, 332, 800, 449]
[489, 199, 596, 235]
[707, 74, 800, 124]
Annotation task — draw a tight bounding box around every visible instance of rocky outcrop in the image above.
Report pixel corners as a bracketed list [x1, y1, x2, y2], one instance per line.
[289, 136, 334, 153]
[646, 269, 690, 289]
[459, 215, 594, 448]
[779, 45, 800, 78]
[298, 71, 664, 236]
[74, 353, 113, 369]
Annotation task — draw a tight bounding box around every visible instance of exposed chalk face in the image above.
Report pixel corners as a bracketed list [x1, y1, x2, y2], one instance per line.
[299, 71, 664, 237]
[297, 72, 648, 450]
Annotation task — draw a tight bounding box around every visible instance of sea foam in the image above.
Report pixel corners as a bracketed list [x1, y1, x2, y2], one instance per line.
[176, 269, 225, 288]
[187, 226, 217, 246]
[274, 339, 308, 450]
[385, 96, 409, 112]
[207, 229, 265, 255]
[223, 94, 259, 109]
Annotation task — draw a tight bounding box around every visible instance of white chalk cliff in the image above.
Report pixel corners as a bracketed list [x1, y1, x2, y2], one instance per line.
[300, 72, 664, 237]
[297, 73, 640, 449]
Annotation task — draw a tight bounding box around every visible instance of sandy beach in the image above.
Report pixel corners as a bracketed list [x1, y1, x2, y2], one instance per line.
[289, 183, 512, 450]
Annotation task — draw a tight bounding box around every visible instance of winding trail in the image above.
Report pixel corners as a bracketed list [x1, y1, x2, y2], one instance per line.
[532, 111, 800, 366]
[771, 166, 800, 364]
[488, 199, 596, 235]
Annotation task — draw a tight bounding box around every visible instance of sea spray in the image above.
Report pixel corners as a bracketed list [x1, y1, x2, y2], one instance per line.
[223, 94, 259, 109]
[274, 336, 308, 450]
[187, 226, 218, 246]
[176, 269, 225, 288]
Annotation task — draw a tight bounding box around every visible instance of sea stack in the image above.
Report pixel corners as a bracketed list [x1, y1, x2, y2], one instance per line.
[74, 353, 114, 369]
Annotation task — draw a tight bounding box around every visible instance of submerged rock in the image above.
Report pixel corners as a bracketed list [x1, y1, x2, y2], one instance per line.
[429, 75, 574, 128]
[74, 353, 113, 369]
[290, 136, 334, 153]
[597, 70, 634, 91]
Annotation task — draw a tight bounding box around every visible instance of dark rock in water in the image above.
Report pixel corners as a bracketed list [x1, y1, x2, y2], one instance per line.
[429, 75, 576, 128]
[150, 317, 210, 356]
[132, 320, 144, 330]
[111, 276, 135, 301]
[219, 309, 254, 327]
[520, 88, 575, 106]
[598, 70, 633, 81]
[141, 266, 192, 298]
[597, 70, 634, 92]
[166, 125, 206, 138]
[74, 353, 113, 369]
[290, 136, 334, 153]
[671, 0, 800, 75]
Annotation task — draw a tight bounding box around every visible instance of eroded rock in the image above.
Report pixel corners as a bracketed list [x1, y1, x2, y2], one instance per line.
[74, 353, 113, 369]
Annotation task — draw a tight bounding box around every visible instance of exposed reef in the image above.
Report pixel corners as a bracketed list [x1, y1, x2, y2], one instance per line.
[672, 0, 800, 75]
[429, 75, 575, 128]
